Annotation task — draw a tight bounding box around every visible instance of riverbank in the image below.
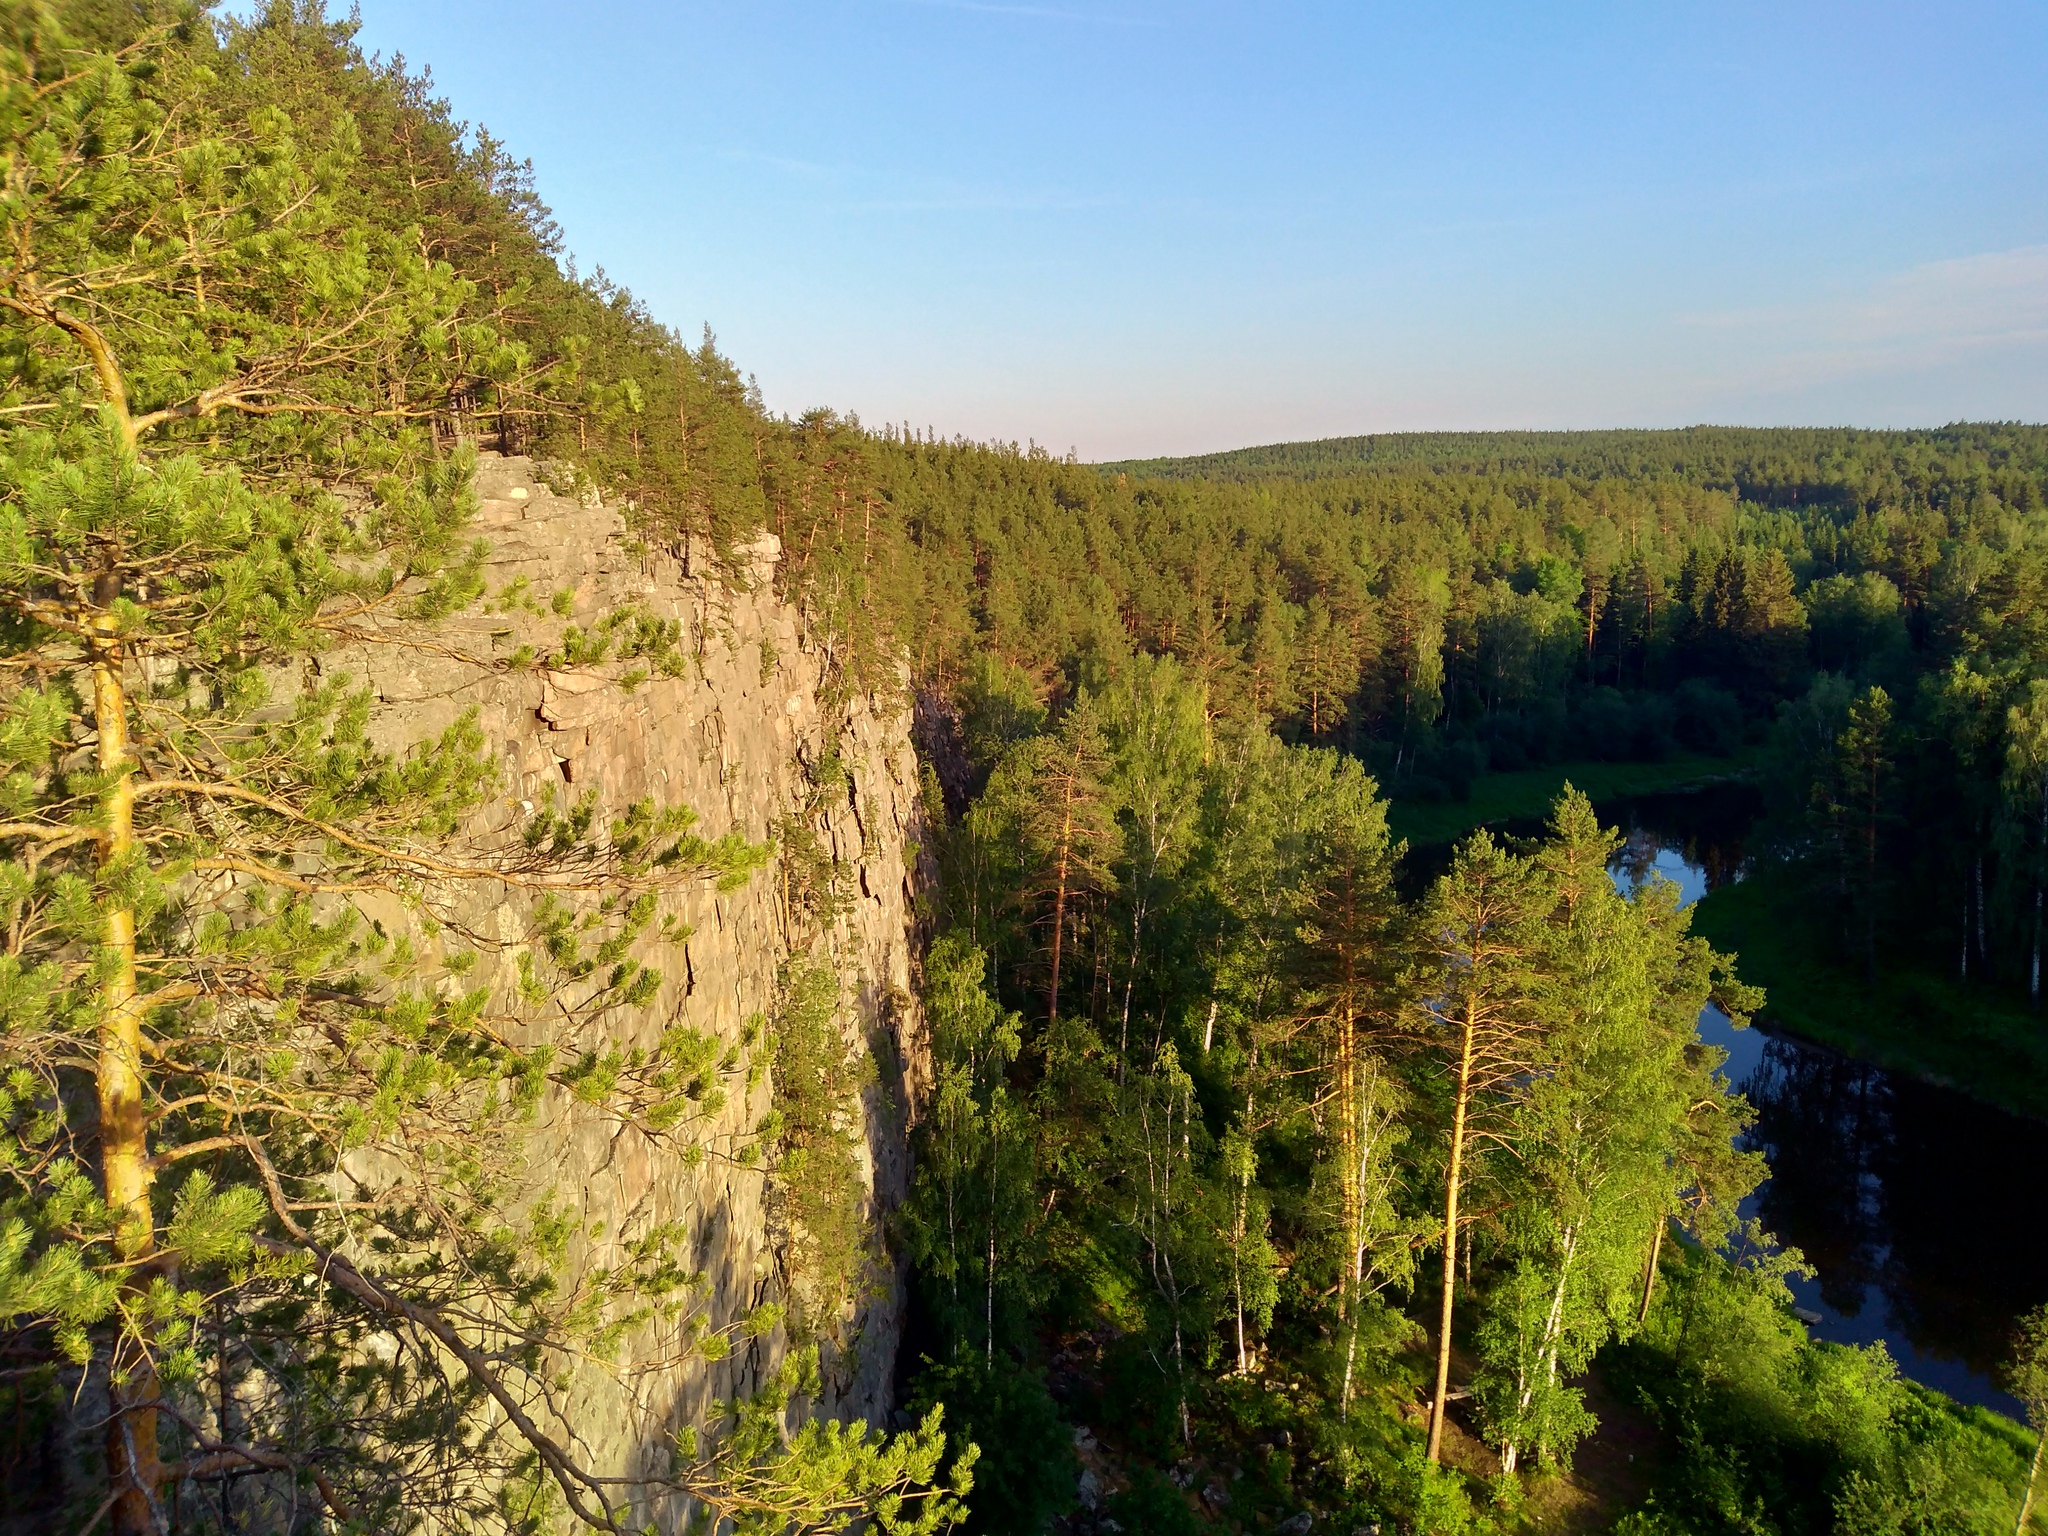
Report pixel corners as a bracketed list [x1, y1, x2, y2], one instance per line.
[1387, 747, 1765, 846]
[1690, 866, 2048, 1123]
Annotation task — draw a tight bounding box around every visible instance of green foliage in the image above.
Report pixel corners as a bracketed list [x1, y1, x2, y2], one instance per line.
[902, 933, 1037, 1356]
[4, 2, 2040, 1532]
[909, 652, 1776, 1528]
[2006, 1304, 2048, 1425]
[904, 1352, 1075, 1536]
[1105, 1467, 1211, 1536]
[682, 1346, 978, 1536]
[768, 962, 876, 1329]
[1612, 1237, 2030, 1534]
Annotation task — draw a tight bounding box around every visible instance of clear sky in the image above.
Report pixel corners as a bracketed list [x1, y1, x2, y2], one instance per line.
[338, 1, 2048, 460]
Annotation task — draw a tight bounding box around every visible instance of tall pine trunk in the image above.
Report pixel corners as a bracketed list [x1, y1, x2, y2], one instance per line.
[1048, 830, 1070, 1024]
[1046, 740, 1084, 1023]
[985, 1116, 998, 1366]
[1428, 1002, 1477, 1463]
[1978, 851, 1989, 973]
[1231, 1170, 1249, 1375]
[1338, 1002, 1361, 1409]
[2036, 781, 2047, 1009]
[92, 584, 159, 1536]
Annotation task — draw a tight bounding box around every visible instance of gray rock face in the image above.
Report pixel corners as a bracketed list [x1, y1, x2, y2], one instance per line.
[328, 454, 930, 1527]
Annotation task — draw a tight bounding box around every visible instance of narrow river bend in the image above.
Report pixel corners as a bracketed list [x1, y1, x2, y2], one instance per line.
[1603, 787, 2048, 1417]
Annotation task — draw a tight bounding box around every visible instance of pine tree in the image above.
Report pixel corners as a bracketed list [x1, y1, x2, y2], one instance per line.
[1290, 752, 1413, 1408]
[1473, 790, 1758, 1474]
[2004, 683, 2048, 1007]
[1016, 695, 1119, 1025]
[1415, 831, 1546, 1463]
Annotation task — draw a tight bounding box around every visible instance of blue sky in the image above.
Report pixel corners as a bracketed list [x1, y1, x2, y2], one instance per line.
[339, 1, 2048, 459]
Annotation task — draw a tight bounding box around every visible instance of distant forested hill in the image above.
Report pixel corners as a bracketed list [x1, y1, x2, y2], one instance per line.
[1106, 423, 2048, 504]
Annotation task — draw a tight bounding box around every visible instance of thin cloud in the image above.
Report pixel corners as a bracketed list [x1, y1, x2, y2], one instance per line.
[1679, 244, 2048, 390]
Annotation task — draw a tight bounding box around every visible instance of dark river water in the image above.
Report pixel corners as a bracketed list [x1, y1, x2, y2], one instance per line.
[1598, 787, 2048, 1417]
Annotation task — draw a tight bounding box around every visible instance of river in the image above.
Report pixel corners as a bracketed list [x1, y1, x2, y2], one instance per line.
[1600, 785, 2048, 1417]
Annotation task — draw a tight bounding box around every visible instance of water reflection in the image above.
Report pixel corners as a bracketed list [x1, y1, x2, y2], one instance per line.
[1739, 1035, 2048, 1413]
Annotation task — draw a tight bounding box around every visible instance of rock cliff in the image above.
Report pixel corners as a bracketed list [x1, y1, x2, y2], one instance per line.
[322, 452, 929, 1523]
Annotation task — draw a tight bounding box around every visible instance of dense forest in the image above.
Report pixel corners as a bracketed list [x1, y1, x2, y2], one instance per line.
[857, 425, 2048, 1534]
[4, 4, 2048, 1536]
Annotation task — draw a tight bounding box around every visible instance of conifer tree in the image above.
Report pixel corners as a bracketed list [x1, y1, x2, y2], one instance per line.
[1809, 685, 1895, 983]
[0, 12, 971, 1531]
[1016, 695, 1119, 1025]
[1290, 752, 1412, 1408]
[2005, 683, 2048, 1007]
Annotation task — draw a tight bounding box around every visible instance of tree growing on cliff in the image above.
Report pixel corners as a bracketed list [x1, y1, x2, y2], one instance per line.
[0, 10, 969, 1533]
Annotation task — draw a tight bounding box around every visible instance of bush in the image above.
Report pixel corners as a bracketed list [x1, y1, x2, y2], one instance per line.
[1609, 1240, 2029, 1534]
[1105, 1468, 1211, 1536]
[906, 1352, 1077, 1536]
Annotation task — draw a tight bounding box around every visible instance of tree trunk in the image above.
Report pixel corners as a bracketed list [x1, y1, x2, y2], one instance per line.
[1963, 893, 1971, 981]
[2016, 1421, 2043, 1536]
[1978, 852, 1989, 971]
[1864, 780, 1879, 986]
[1047, 839, 1069, 1024]
[91, 598, 159, 1536]
[1637, 1217, 1666, 1326]
[1232, 1173, 1249, 1376]
[1339, 1001, 1361, 1410]
[1118, 897, 1142, 1077]
[1428, 1007, 1477, 1463]
[1046, 747, 1081, 1023]
[985, 1115, 999, 1366]
[1503, 1225, 1580, 1474]
[2037, 783, 2047, 1010]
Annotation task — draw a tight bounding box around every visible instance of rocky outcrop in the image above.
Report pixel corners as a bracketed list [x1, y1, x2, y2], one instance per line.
[321, 453, 928, 1523]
